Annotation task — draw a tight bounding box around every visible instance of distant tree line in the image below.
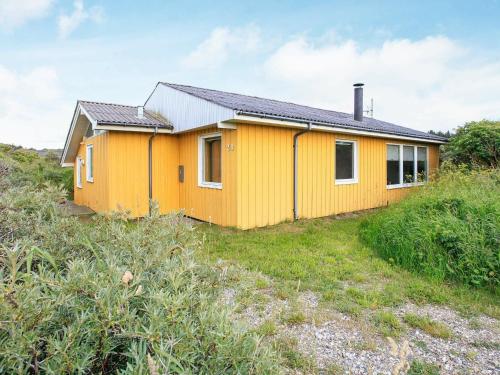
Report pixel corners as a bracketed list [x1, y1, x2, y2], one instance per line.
[428, 129, 453, 138]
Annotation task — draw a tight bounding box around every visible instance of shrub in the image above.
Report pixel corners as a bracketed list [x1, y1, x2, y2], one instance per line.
[0, 179, 278, 372]
[0, 144, 73, 196]
[360, 167, 500, 288]
[443, 120, 500, 168]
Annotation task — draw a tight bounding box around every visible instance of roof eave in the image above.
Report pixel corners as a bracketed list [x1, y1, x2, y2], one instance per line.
[232, 112, 447, 144]
[94, 123, 173, 133]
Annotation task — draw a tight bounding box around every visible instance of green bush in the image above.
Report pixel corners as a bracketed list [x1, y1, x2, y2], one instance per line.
[443, 120, 500, 168]
[360, 167, 500, 289]
[0, 180, 278, 372]
[0, 144, 73, 197]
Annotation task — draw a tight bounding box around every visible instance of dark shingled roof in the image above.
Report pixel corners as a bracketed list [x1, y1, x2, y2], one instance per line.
[79, 100, 171, 128]
[161, 82, 446, 142]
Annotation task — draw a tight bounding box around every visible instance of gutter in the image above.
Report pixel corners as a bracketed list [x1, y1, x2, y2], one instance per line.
[148, 126, 159, 216]
[293, 122, 312, 220]
[234, 111, 447, 144]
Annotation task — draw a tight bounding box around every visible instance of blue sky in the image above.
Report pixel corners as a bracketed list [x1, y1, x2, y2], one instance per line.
[1, 0, 500, 148]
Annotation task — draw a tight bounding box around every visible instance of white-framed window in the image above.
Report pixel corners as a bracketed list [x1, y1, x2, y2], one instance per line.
[386, 144, 428, 189]
[198, 132, 222, 189]
[86, 144, 94, 182]
[335, 139, 358, 185]
[76, 157, 83, 188]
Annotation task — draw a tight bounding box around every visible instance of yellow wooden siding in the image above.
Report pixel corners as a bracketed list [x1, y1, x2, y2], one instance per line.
[236, 124, 295, 229]
[178, 127, 237, 226]
[235, 124, 439, 229]
[73, 125, 439, 229]
[152, 135, 180, 214]
[106, 131, 180, 217]
[73, 132, 109, 212]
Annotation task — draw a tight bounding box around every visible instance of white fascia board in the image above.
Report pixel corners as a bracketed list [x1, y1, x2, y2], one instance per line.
[217, 121, 237, 129]
[94, 125, 172, 133]
[60, 105, 80, 166]
[60, 102, 100, 166]
[232, 114, 446, 145]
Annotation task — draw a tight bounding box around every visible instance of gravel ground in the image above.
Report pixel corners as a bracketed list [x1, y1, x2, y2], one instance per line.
[223, 288, 500, 374]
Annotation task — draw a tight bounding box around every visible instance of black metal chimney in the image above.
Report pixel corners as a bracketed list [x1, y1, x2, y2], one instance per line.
[353, 83, 364, 121]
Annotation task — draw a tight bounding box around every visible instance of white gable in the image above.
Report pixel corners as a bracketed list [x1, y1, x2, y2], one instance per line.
[144, 83, 234, 133]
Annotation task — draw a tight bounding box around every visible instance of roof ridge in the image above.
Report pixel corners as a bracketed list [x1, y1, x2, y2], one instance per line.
[78, 99, 139, 109]
[160, 82, 349, 117]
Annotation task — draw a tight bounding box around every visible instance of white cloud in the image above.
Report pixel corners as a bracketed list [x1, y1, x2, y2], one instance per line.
[0, 0, 54, 30]
[58, 0, 104, 39]
[0, 65, 71, 148]
[263, 35, 500, 132]
[183, 24, 261, 69]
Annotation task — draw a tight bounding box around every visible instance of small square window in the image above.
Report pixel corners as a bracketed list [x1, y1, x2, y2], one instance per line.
[335, 140, 358, 184]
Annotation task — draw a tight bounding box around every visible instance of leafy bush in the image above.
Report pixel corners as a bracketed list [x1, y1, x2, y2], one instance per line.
[0, 179, 278, 372]
[443, 120, 500, 168]
[360, 167, 500, 289]
[0, 144, 73, 196]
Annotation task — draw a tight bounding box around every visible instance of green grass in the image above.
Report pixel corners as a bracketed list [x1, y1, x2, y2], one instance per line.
[254, 320, 278, 337]
[373, 311, 404, 337]
[282, 308, 307, 325]
[403, 314, 453, 339]
[272, 336, 317, 372]
[201, 215, 499, 318]
[407, 360, 440, 375]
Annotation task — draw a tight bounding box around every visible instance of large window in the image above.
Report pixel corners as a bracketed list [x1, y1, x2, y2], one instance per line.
[86, 144, 93, 182]
[387, 144, 428, 188]
[335, 140, 358, 184]
[199, 133, 222, 189]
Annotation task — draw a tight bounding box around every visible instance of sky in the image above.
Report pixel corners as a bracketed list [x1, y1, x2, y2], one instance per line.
[1, 0, 500, 149]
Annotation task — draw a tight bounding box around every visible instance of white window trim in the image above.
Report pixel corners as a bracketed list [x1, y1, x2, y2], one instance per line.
[76, 157, 83, 188]
[335, 139, 359, 185]
[386, 143, 428, 189]
[198, 132, 222, 189]
[86, 144, 94, 183]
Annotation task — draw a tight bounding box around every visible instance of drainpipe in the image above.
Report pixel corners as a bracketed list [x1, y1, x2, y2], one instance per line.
[293, 122, 312, 220]
[148, 126, 158, 216]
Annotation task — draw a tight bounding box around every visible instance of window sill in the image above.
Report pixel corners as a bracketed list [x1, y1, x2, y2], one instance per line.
[199, 182, 222, 190]
[77, 185, 83, 189]
[335, 179, 358, 185]
[86, 179, 94, 183]
[386, 182, 425, 189]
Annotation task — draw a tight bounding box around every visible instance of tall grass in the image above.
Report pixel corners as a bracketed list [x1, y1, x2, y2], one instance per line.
[360, 166, 499, 289]
[0, 163, 278, 373]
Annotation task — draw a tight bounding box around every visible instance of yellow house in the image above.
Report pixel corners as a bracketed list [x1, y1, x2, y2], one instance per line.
[60, 83, 446, 229]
